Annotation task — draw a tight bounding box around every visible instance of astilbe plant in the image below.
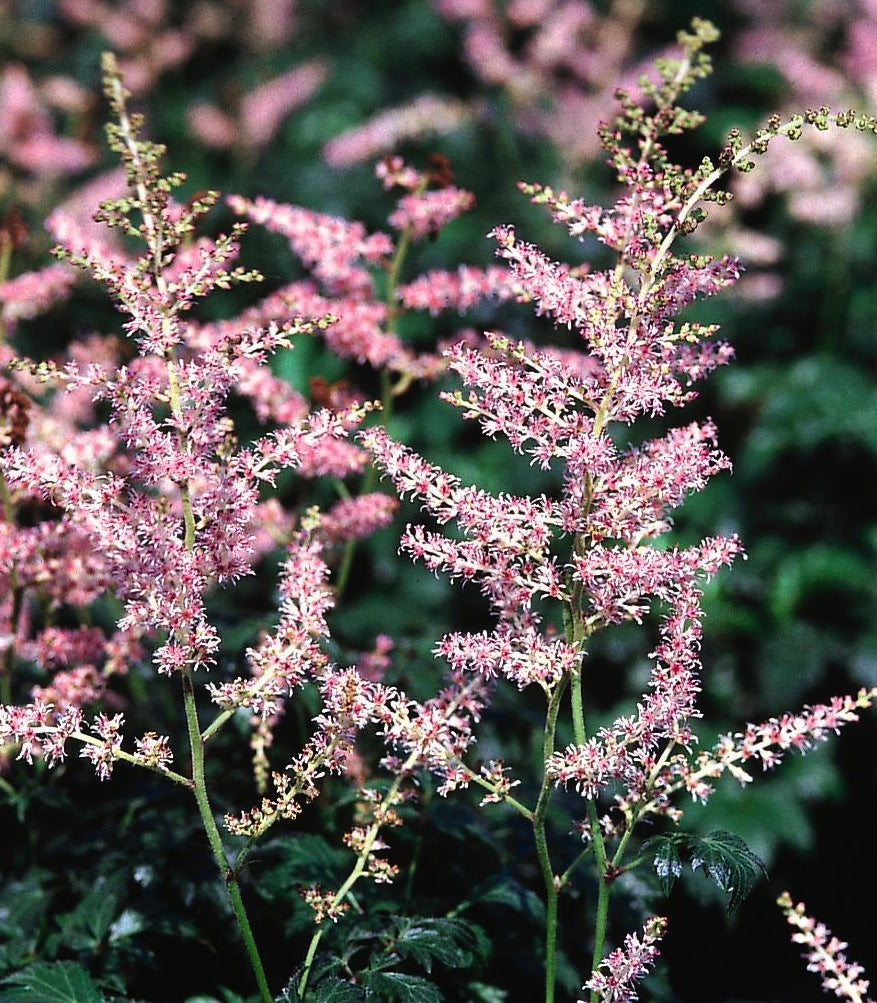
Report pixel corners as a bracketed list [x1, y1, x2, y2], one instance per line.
[0, 53, 399, 1003]
[1, 18, 877, 1003]
[0, 48, 513, 1003]
[358, 18, 877, 1003]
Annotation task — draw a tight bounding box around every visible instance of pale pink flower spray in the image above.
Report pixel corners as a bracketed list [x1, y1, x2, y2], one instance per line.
[362, 19, 877, 1003]
[0, 53, 401, 1003]
[0, 21, 875, 1003]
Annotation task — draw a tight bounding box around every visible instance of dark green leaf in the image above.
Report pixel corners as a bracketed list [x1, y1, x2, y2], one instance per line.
[391, 917, 484, 973]
[648, 838, 683, 897]
[362, 972, 442, 1003]
[468, 878, 544, 922]
[0, 962, 103, 1003]
[644, 830, 767, 911]
[312, 978, 365, 1003]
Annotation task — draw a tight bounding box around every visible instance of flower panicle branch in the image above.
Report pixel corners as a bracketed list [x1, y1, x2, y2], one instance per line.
[582, 916, 668, 1003]
[0, 700, 186, 785]
[675, 686, 877, 802]
[778, 893, 875, 1003]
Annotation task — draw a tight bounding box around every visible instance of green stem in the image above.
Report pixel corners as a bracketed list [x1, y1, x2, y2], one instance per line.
[462, 768, 534, 820]
[587, 794, 612, 1003]
[532, 676, 569, 1003]
[298, 676, 486, 998]
[181, 669, 272, 1003]
[297, 771, 406, 998]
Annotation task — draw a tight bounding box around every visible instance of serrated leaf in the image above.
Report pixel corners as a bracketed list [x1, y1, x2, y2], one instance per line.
[312, 977, 365, 1003]
[0, 961, 103, 1003]
[0, 879, 50, 943]
[644, 830, 767, 911]
[392, 916, 484, 973]
[362, 972, 442, 1003]
[648, 838, 683, 897]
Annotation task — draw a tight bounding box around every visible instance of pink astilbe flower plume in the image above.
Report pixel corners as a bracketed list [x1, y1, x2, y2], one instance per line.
[583, 916, 667, 1003]
[0, 64, 96, 179]
[323, 94, 470, 168]
[361, 23, 746, 805]
[431, 0, 652, 170]
[229, 155, 522, 395]
[0, 54, 378, 783]
[190, 60, 328, 152]
[358, 21, 877, 1002]
[778, 893, 875, 1003]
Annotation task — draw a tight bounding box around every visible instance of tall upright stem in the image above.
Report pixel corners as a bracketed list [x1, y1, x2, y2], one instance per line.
[532, 675, 569, 1003]
[182, 669, 273, 1003]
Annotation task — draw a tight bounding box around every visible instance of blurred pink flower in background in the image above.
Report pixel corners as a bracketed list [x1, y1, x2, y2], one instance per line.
[59, 0, 193, 93]
[323, 94, 470, 169]
[0, 64, 95, 178]
[188, 60, 328, 151]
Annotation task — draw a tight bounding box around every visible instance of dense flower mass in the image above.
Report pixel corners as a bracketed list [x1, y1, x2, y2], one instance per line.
[0, 12, 875, 1003]
[583, 917, 668, 1003]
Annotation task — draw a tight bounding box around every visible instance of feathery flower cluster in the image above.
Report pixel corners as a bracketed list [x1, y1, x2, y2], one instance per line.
[0, 700, 84, 769]
[778, 893, 874, 1003]
[588, 686, 877, 828]
[229, 156, 522, 392]
[360, 27, 746, 822]
[682, 687, 877, 797]
[582, 916, 667, 1003]
[0, 55, 391, 794]
[379, 668, 490, 794]
[0, 264, 76, 329]
[189, 59, 327, 151]
[432, 0, 652, 170]
[378, 154, 476, 240]
[0, 63, 96, 178]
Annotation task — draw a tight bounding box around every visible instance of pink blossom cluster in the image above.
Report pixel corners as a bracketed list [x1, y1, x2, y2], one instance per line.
[0, 60, 408, 793]
[0, 264, 76, 329]
[602, 686, 877, 824]
[0, 700, 85, 769]
[689, 686, 877, 793]
[0, 701, 173, 782]
[778, 892, 875, 1003]
[361, 87, 747, 816]
[378, 155, 476, 241]
[0, 64, 95, 180]
[58, 0, 303, 95]
[583, 916, 667, 1003]
[189, 60, 327, 152]
[228, 158, 520, 383]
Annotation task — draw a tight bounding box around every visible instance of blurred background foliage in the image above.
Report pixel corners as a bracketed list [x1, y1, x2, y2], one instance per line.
[2, 1, 877, 1001]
